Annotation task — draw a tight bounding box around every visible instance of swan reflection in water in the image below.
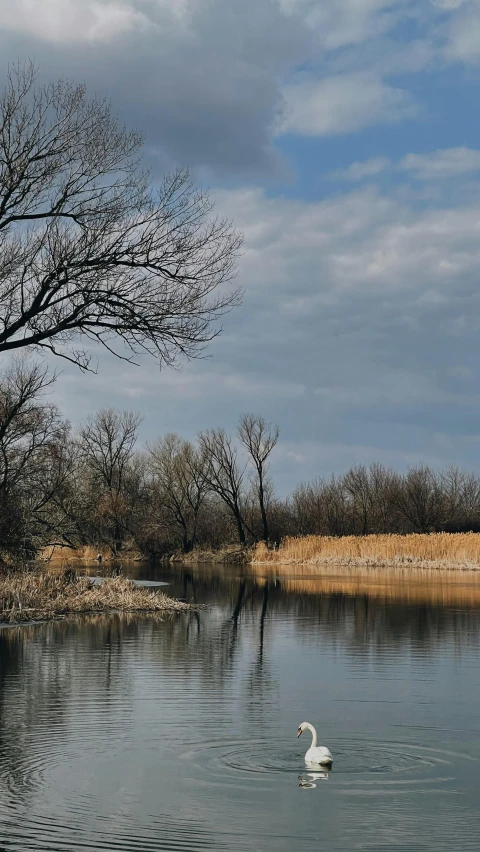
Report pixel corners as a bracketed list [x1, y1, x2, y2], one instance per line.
[298, 771, 330, 788]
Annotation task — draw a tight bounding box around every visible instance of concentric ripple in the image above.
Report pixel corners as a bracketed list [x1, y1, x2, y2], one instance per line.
[178, 734, 464, 789]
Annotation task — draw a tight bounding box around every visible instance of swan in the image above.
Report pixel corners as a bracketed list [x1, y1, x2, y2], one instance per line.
[297, 722, 333, 767]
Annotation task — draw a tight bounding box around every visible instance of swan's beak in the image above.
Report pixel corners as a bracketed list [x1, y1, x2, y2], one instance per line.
[297, 728, 302, 738]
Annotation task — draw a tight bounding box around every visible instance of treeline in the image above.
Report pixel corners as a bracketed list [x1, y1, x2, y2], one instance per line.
[1, 359, 480, 561]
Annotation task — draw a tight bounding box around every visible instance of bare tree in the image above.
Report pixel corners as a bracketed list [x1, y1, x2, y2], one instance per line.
[22, 424, 79, 549]
[238, 414, 279, 542]
[322, 475, 352, 536]
[394, 465, 445, 533]
[0, 62, 242, 371]
[149, 433, 208, 552]
[78, 408, 141, 553]
[198, 428, 247, 545]
[0, 358, 64, 492]
[343, 465, 374, 535]
[367, 463, 402, 533]
[292, 480, 319, 535]
[0, 357, 67, 554]
[440, 465, 480, 532]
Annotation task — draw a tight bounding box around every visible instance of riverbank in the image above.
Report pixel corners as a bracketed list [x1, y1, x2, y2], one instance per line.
[170, 545, 248, 564]
[41, 545, 144, 564]
[252, 532, 480, 571]
[0, 568, 189, 624]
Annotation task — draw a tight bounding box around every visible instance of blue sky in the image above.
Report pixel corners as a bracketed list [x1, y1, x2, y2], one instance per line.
[1, 0, 480, 492]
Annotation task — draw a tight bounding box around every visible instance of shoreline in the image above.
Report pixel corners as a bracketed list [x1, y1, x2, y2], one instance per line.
[251, 556, 480, 571]
[170, 546, 248, 565]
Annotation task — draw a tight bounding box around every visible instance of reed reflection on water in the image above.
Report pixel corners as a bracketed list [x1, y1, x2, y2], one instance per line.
[1, 562, 480, 851]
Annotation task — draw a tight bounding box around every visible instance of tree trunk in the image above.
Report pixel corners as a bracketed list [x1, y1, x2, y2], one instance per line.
[258, 478, 269, 542]
[234, 511, 246, 545]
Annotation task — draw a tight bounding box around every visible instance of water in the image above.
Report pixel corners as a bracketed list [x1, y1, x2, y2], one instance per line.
[1, 562, 480, 851]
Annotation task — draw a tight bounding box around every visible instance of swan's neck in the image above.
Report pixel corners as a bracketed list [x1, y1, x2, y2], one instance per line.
[306, 724, 317, 748]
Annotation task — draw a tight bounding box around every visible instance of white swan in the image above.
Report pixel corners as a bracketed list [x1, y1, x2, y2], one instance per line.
[297, 722, 333, 767]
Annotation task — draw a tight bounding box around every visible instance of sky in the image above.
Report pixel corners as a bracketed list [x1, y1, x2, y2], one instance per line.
[1, 0, 480, 493]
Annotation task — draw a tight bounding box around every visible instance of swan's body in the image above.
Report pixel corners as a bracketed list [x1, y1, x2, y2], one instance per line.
[297, 722, 333, 767]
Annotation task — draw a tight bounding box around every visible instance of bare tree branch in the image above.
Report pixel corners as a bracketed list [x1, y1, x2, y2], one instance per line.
[0, 62, 243, 369]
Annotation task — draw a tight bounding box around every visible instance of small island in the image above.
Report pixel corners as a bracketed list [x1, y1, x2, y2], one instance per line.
[0, 567, 189, 625]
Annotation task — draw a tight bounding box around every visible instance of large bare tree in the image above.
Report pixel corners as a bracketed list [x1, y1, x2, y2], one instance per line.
[238, 414, 279, 542]
[0, 62, 242, 371]
[0, 357, 68, 554]
[149, 433, 208, 552]
[78, 408, 141, 553]
[198, 428, 247, 545]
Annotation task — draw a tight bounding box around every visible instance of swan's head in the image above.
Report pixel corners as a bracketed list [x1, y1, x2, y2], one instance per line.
[297, 722, 309, 738]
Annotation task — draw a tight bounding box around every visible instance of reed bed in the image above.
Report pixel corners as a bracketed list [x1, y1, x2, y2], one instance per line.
[0, 569, 189, 624]
[41, 544, 142, 563]
[253, 532, 480, 569]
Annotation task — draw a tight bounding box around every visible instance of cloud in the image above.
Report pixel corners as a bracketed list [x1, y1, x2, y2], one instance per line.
[278, 72, 417, 137]
[332, 157, 392, 181]
[431, 1, 466, 8]
[331, 147, 480, 182]
[0, 0, 438, 173]
[0, 0, 149, 42]
[400, 147, 480, 179]
[0, 0, 310, 178]
[278, 0, 415, 51]
[444, 8, 480, 62]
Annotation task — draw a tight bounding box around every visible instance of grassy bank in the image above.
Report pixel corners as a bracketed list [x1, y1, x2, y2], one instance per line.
[253, 533, 480, 570]
[0, 569, 189, 624]
[171, 545, 248, 564]
[41, 545, 144, 564]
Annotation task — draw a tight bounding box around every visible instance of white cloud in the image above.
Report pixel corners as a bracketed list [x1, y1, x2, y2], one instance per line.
[0, 0, 455, 167]
[214, 182, 480, 334]
[0, 0, 309, 177]
[277, 0, 414, 50]
[332, 156, 392, 181]
[431, 0, 466, 8]
[0, 0, 150, 42]
[400, 147, 480, 178]
[445, 8, 480, 62]
[331, 147, 480, 183]
[279, 72, 416, 136]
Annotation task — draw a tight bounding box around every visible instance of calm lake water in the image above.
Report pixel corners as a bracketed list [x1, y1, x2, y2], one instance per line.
[1, 562, 480, 851]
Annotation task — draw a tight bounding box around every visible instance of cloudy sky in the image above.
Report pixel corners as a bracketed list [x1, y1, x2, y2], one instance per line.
[2, 0, 480, 492]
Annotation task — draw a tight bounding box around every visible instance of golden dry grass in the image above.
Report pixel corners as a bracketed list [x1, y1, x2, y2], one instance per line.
[253, 532, 480, 570]
[0, 569, 189, 624]
[41, 544, 144, 564]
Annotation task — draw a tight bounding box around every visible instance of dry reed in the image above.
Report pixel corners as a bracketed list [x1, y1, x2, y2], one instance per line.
[41, 544, 142, 563]
[0, 569, 189, 624]
[253, 533, 480, 569]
